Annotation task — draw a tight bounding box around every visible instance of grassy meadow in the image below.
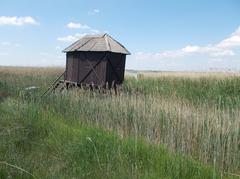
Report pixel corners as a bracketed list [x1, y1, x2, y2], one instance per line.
[1, 66, 240, 178]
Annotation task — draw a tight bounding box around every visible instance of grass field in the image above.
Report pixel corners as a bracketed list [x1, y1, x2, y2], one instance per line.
[0, 66, 240, 178]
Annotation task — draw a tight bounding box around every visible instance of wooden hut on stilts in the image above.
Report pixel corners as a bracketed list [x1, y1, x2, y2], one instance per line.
[42, 34, 130, 96]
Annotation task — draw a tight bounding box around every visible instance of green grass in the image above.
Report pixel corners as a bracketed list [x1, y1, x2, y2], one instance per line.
[124, 76, 240, 108]
[1, 67, 240, 178]
[0, 98, 215, 179]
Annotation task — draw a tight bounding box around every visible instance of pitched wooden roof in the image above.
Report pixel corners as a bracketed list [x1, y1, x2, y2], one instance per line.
[63, 34, 130, 55]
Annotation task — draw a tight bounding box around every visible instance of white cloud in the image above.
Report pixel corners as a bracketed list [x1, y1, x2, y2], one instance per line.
[57, 33, 87, 42]
[58, 22, 102, 42]
[88, 9, 100, 15]
[1, 42, 11, 46]
[93, 9, 100, 13]
[0, 41, 20, 47]
[66, 22, 100, 33]
[182, 45, 200, 53]
[216, 27, 240, 49]
[90, 29, 100, 33]
[0, 16, 38, 26]
[210, 50, 235, 57]
[136, 26, 240, 60]
[67, 22, 90, 29]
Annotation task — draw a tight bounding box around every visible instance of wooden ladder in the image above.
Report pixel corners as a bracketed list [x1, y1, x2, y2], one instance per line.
[41, 71, 65, 97]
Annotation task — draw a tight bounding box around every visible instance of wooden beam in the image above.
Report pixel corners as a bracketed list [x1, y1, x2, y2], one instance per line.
[79, 53, 107, 84]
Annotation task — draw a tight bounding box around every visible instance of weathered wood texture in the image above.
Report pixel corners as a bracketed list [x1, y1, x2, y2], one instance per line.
[65, 51, 126, 86]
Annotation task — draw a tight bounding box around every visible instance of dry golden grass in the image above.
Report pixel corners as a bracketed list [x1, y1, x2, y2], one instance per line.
[126, 71, 240, 79]
[0, 66, 64, 77]
[1, 66, 240, 79]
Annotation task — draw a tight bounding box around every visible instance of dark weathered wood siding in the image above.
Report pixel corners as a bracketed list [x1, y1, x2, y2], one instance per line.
[106, 53, 126, 85]
[65, 51, 126, 86]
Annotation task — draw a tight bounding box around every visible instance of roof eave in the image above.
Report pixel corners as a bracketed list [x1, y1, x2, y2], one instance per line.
[63, 50, 131, 55]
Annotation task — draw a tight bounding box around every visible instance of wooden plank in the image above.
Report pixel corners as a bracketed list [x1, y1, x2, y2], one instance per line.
[79, 52, 107, 85]
[107, 56, 121, 82]
[41, 71, 65, 97]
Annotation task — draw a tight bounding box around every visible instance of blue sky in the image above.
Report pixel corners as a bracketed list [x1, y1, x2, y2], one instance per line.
[0, 0, 240, 71]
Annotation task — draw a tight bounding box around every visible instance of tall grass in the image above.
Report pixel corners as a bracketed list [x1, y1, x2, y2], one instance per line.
[0, 97, 215, 178]
[1, 67, 240, 178]
[37, 90, 240, 173]
[124, 76, 240, 108]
